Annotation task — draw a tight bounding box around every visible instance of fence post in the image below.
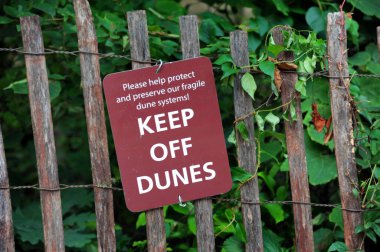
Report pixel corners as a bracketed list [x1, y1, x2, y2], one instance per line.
[20, 16, 65, 251]
[327, 12, 364, 250]
[0, 124, 15, 252]
[230, 30, 264, 252]
[73, 0, 116, 251]
[126, 10, 166, 252]
[179, 15, 216, 252]
[272, 27, 314, 252]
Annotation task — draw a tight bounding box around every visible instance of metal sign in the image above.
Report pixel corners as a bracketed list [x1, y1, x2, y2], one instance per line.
[103, 57, 232, 212]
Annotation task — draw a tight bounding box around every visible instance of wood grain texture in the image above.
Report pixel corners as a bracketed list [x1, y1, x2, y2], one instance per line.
[272, 27, 314, 252]
[230, 31, 263, 252]
[0, 124, 15, 252]
[127, 10, 166, 252]
[180, 15, 215, 252]
[20, 15, 65, 252]
[327, 12, 364, 251]
[73, 1, 116, 251]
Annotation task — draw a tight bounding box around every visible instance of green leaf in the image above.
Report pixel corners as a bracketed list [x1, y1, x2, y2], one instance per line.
[4, 79, 28, 94]
[305, 133, 338, 185]
[263, 204, 285, 223]
[346, 18, 359, 46]
[187, 216, 196, 235]
[214, 54, 234, 65]
[259, 61, 275, 79]
[314, 228, 334, 251]
[199, 18, 224, 43]
[64, 229, 96, 248]
[267, 44, 285, 58]
[271, 0, 289, 16]
[236, 121, 250, 141]
[303, 56, 316, 74]
[255, 114, 265, 131]
[328, 241, 348, 252]
[295, 80, 307, 96]
[136, 213, 146, 229]
[329, 208, 344, 230]
[305, 7, 326, 33]
[3, 5, 19, 17]
[49, 81, 62, 100]
[34, 2, 56, 17]
[241, 72, 257, 100]
[221, 63, 238, 80]
[222, 236, 244, 252]
[231, 166, 253, 183]
[0, 16, 13, 24]
[13, 203, 44, 245]
[263, 228, 283, 252]
[265, 113, 280, 131]
[347, 0, 380, 19]
[349, 51, 371, 66]
[227, 128, 236, 146]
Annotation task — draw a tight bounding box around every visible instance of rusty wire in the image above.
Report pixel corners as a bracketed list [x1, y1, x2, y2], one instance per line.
[0, 47, 159, 64]
[0, 184, 379, 213]
[2, 47, 380, 79]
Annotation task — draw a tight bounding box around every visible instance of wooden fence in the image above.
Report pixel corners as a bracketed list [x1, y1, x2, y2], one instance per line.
[0, 0, 367, 251]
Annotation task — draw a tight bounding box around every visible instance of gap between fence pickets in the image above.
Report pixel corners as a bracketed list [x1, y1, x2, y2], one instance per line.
[73, 0, 116, 250]
[20, 15, 65, 251]
[230, 30, 264, 252]
[127, 10, 167, 252]
[0, 124, 15, 252]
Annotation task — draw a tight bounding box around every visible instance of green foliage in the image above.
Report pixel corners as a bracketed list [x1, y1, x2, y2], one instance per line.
[1, 0, 380, 251]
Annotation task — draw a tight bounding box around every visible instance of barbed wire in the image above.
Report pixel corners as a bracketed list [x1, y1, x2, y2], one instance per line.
[0, 47, 159, 64]
[2, 47, 380, 79]
[0, 184, 378, 213]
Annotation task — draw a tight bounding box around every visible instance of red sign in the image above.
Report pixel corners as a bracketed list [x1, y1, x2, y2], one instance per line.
[103, 57, 232, 212]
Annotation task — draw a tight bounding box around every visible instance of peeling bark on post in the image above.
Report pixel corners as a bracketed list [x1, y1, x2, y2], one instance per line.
[73, 1, 116, 251]
[0, 124, 15, 252]
[20, 15, 65, 252]
[179, 15, 215, 252]
[272, 27, 314, 252]
[127, 10, 166, 252]
[230, 31, 264, 252]
[327, 12, 364, 251]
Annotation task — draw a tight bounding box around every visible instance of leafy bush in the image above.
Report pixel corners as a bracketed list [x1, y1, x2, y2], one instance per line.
[1, 0, 379, 251]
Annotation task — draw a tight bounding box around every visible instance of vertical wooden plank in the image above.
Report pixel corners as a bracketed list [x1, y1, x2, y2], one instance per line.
[20, 15, 65, 251]
[272, 28, 314, 252]
[179, 15, 215, 252]
[73, 1, 116, 251]
[0, 124, 15, 252]
[126, 10, 166, 252]
[230, 31, 263, 252]
[327, 12, 364, 251]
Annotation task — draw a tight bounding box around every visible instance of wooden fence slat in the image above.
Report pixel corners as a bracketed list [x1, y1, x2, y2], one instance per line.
[20, 15, 65, 251]
[179, 15, 215, 252]
[126, 10, 166, 252]
[327, 12, 364, 250]
[272, 28, 314, 252]
[73, 0, 116, 251]
[0, 124, 15, 252]
[230, 31, 264, 252]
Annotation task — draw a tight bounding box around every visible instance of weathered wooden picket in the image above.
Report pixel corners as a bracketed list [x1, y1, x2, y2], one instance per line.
[0, 0, 367, 251]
